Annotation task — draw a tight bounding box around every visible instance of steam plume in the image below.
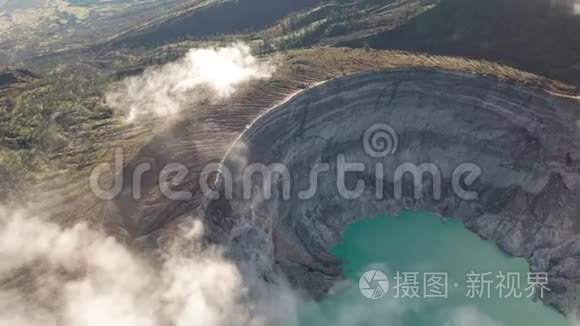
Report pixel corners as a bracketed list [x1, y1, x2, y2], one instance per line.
[106, 43, 274, 122]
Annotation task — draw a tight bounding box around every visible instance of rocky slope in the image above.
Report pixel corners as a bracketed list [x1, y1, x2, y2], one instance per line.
[203, 69, 580, 314]
[345, 0, 580, 84]
[89, 0, 322, 52]
[74, 48, 576, 240]
[15, 48, 580, 316]
[0, 68, 35, 91]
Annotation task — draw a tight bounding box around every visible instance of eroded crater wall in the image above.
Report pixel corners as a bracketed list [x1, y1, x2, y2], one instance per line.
[203, 69, 580, 313]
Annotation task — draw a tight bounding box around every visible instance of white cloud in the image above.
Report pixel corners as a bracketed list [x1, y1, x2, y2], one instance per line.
[2, 204, 580, 325]
[106, 43, 275, 122]
[0, 205, 295, 326]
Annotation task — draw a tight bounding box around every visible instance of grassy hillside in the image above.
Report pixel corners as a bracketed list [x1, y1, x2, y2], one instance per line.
[262, 0, 437, 49]
[15, 0, 580, 87]
[0, 0, 192, 65]
[98, 0, 579, 85]
[0, 63, 114, 200]
[91, 0, 323, 51]
[344, 0, 580, 83]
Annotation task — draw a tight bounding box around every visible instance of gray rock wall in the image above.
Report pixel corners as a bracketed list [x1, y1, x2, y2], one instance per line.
[202, 69, 580, 314]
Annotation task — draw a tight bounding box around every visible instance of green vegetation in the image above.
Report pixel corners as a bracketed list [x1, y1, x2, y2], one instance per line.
[0, 63, 113, 199]
[0, 68, 108, 151]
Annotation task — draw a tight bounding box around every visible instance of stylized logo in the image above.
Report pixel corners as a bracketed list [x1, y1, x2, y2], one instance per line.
[363, 123, 399, 158]
[359, 269, 390, 299]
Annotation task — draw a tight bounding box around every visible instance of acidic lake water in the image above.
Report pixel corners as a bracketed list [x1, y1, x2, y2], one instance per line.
[298, 211, 568, 326]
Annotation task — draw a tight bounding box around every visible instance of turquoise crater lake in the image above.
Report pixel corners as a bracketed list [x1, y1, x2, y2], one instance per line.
[298, 212, 568, 326]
